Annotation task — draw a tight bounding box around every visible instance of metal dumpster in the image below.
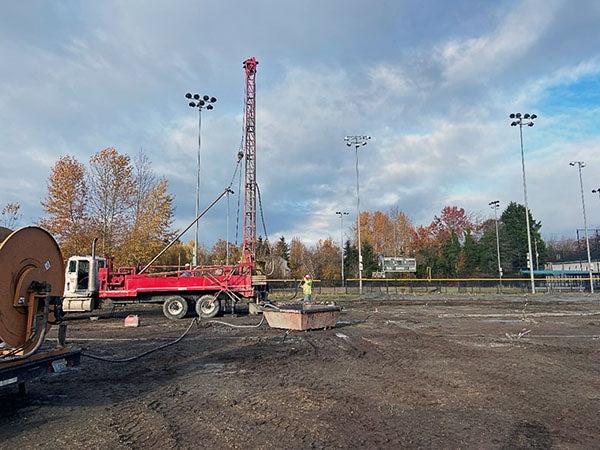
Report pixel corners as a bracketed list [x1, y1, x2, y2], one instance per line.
[263, 304, 341, 330]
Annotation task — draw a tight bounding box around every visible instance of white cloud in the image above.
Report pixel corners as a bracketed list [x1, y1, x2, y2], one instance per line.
[1, 0, 600, 246]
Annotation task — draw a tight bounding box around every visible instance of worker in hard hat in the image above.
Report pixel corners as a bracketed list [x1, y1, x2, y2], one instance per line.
[300, 274, 313, 303]
[181, 263, 192, 277]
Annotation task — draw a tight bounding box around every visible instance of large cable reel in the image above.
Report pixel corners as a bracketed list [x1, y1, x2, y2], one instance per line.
[0, 227, 64, 355]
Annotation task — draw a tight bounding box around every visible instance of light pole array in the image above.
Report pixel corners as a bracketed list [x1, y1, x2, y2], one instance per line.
[185, 93, 217, 266]
[570, 161, 594, 293]
[345, 135, 370, 295]
[489, 200, 503, 281]
[510, 113, 537, 294]
[336, 211, 349, 286]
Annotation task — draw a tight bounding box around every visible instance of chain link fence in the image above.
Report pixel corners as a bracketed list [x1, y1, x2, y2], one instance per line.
[267, 277, 598, 297]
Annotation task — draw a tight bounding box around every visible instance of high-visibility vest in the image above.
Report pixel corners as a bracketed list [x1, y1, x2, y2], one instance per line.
[301, 279, 313, 295]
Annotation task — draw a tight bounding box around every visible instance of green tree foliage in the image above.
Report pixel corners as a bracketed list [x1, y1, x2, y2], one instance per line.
[439, 232, 460, 276]
[501, 202, 546, 273]
[460, 230, 480, 276]
[361, 241, 379, 278]
[343, 240, 358, 279]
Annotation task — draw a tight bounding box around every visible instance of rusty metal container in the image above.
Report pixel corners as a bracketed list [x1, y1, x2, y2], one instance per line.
[263, 304, 341, 330]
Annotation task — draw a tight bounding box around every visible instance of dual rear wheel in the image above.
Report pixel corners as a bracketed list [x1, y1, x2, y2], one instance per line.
[162, 295, 221, 320]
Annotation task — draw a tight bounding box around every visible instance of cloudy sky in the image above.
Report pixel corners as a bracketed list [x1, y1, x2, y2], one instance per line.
[2, 0, 600, 247]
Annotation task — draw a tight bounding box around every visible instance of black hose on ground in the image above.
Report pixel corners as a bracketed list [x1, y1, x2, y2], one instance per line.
[206, 317, 265, 328]
[81, 317, 200, 363]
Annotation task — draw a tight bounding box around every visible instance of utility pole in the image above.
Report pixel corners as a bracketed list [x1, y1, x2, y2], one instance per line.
[489, 200, 502, 281]
[185, 92, 217, 266]
[344, 135, 370, 295]
[336, 211, 349, 286]
[570, 161, 594, 293]
[510, 113, 537, 294]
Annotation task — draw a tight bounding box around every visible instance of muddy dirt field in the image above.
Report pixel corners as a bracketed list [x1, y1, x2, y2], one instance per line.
[1, 294, 599, 449]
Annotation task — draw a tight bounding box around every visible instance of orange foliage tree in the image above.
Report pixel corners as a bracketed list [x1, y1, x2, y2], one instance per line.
[41, 156, 90, 257]
[42, 148, 175, 266]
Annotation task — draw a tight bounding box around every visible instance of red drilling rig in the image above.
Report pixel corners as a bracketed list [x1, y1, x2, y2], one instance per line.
[62, 57, 269, 320]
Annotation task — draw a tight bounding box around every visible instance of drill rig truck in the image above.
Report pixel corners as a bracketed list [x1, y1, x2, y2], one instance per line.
[62, 57, 268, 320]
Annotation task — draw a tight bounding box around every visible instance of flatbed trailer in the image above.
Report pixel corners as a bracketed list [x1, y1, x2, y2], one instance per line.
[99, 263, 255, 300]
[0, 347, 81, 396]
[93, 261, 267, 319]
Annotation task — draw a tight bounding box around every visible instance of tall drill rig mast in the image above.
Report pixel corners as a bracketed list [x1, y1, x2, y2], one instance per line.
[242, 57, 258, 265]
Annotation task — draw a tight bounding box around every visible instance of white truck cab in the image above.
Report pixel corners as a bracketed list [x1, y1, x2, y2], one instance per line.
[62, 255, 105, 312]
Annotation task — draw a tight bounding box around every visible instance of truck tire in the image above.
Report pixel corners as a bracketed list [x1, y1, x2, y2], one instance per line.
[196, 295, 220, 318]
[163, 296, 189, 320]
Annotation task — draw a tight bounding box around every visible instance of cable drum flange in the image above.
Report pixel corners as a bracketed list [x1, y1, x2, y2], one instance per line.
[0, 227, 64, 349]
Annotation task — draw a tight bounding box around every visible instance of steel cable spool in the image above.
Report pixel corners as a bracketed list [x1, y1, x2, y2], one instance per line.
[0, 227, 64, 352]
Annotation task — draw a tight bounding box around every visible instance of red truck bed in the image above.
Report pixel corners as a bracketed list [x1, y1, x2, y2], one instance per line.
[98, 263, 255, 299]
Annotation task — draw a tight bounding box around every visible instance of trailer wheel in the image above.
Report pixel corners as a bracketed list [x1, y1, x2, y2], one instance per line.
[163, 296, 189, 320]
[196, 295, 220, 318]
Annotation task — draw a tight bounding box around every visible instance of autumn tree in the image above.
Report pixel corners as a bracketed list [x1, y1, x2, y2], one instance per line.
[313, 238, 341, 280]
[41, 148, 175, 266]
[88, 147, 136, 256]
[289, 238, 314, 278]
[41, 156, 90, 256]
[356, 209, 415, 257]
[389, 207, 415, 255]
[159, 240, 193, 267]
[122, 179, 174, 265]
[208, 239, 241, 265]
[132, 148, 157, 218]
[1, 202, 22, 229]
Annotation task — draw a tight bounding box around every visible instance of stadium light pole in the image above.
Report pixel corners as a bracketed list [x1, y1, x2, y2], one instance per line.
[570, 161, 594, 293]
[345, 135, 370, 295]
[336, 211, 349, 286]
[510, 113, 537, 294]
[185, 93, 217, 267]
[489, 200, 503, 281]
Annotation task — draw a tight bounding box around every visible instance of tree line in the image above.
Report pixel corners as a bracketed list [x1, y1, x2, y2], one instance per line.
[3, 146, 553, 279]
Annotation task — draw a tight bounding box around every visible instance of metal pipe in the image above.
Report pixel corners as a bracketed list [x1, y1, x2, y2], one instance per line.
[139, 188, 232, 274]
[355, 147, 363, 295]
[519, 123, 536, 294]
[194, 108, 202, 267]
[572, 162, 594, 293]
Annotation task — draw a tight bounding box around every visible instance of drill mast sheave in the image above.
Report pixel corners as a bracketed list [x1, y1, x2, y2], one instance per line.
[242, 57, 258, 264]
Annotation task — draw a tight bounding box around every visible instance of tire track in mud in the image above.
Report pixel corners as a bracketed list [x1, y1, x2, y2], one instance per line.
[107, 385, 188, 449]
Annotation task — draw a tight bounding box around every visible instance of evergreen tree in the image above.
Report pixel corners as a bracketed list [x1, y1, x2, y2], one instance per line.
[478, 221, 502, 276]
[439, 232, 460, 276]
[361, 241, 379, 277]
[501, 202, 545, 274]
[343, 240, 358, 278]
[256, 236, 270, 260]
[273, 236, 290, 261]
[461, 230, 480, 275]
